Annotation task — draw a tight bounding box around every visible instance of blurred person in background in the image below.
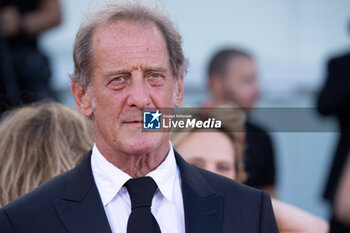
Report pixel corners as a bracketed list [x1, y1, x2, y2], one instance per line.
[0, 102, 94, 207]
[171, 107, 329, 233]
[317, 20, 350, 233]
[0, 0, 61, 115]
[205, 48, 277, 196]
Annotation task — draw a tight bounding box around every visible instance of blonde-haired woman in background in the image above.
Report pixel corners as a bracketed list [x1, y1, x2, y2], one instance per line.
[171, 106, 329, 233]
[0, 102, 94, 207]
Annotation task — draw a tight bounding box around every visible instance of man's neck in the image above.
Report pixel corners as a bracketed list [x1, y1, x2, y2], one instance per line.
[95, 141, 170, 178]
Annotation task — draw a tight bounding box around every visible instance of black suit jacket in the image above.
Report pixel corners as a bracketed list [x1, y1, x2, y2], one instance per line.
[317, 53, 350, 202]
[0, 150, 278, 233]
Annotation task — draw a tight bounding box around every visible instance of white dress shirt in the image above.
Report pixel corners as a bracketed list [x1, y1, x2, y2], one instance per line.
[91, 142, 185, 233]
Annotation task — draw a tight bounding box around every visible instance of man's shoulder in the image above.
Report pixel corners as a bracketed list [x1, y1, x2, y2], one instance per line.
[0, 151, 95, 232]
[4, 168, 75, 211]
[0, 169, 78, 232]
[196, 165, 264, 199]
[2, 153, 93, 221]
[194, 166, 276, 229]
[175, 150, 266, 202]
[328, 52, 350, 67]
[176, 155, 278, 232]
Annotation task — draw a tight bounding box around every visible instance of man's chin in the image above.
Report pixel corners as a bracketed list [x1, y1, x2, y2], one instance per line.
[121, 145, 157, 156]
[121, 136, 167, 155]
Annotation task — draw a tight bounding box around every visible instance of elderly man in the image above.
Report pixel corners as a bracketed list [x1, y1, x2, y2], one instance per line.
[0, 3, 278, 233]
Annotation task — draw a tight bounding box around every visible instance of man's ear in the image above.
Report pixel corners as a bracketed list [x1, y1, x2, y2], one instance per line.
[71, 81, 93, 117]
[174, 74, 184, 107]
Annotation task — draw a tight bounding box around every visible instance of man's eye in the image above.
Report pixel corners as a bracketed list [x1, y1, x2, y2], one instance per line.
[108, 76, 128, 90]
[150, 73, 161, 78]
[146, 73, 165, 86]
[113, 76, 127, 82]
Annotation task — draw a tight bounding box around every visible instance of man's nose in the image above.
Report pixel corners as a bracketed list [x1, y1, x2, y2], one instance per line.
[126, 76, 152, 109]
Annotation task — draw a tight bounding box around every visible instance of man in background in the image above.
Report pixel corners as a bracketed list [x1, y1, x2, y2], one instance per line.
[207, 48, 277, 196]
[0, 0, 61, 114]
[317, 21, 350, 232]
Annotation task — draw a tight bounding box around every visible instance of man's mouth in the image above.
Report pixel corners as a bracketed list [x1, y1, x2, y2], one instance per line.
[124, 120, 143, 124]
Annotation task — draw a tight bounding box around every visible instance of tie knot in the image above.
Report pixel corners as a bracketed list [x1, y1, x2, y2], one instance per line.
[125, 177, 158, 209]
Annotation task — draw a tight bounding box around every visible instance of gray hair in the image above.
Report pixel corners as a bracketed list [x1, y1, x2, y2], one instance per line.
[70, 3, 187, 87]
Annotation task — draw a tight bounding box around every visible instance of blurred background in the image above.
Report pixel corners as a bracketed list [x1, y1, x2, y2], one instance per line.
[11, 0, 350, 219]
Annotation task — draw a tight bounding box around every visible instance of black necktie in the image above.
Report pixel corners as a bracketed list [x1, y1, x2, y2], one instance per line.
[124, 177, 161, 233]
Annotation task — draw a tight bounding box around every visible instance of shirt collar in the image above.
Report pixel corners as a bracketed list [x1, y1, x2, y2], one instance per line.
[147, 142, 177, 202]
[91, 144, 131, 206]
[91, 142, 177, 206]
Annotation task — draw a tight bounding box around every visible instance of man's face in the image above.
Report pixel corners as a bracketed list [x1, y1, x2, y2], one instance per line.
[73, 20, 183, 157]
[222, 56, 259, 109]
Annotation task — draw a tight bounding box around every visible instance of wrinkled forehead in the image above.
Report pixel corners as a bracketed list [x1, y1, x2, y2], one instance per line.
[89, 19, 173, 78]
[92, 19, 165, 52]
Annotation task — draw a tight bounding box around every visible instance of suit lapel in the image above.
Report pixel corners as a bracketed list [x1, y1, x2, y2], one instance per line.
[53, 151, 112, 233]
[53, 149, 223, 233]
[175, 151, 224, 233]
